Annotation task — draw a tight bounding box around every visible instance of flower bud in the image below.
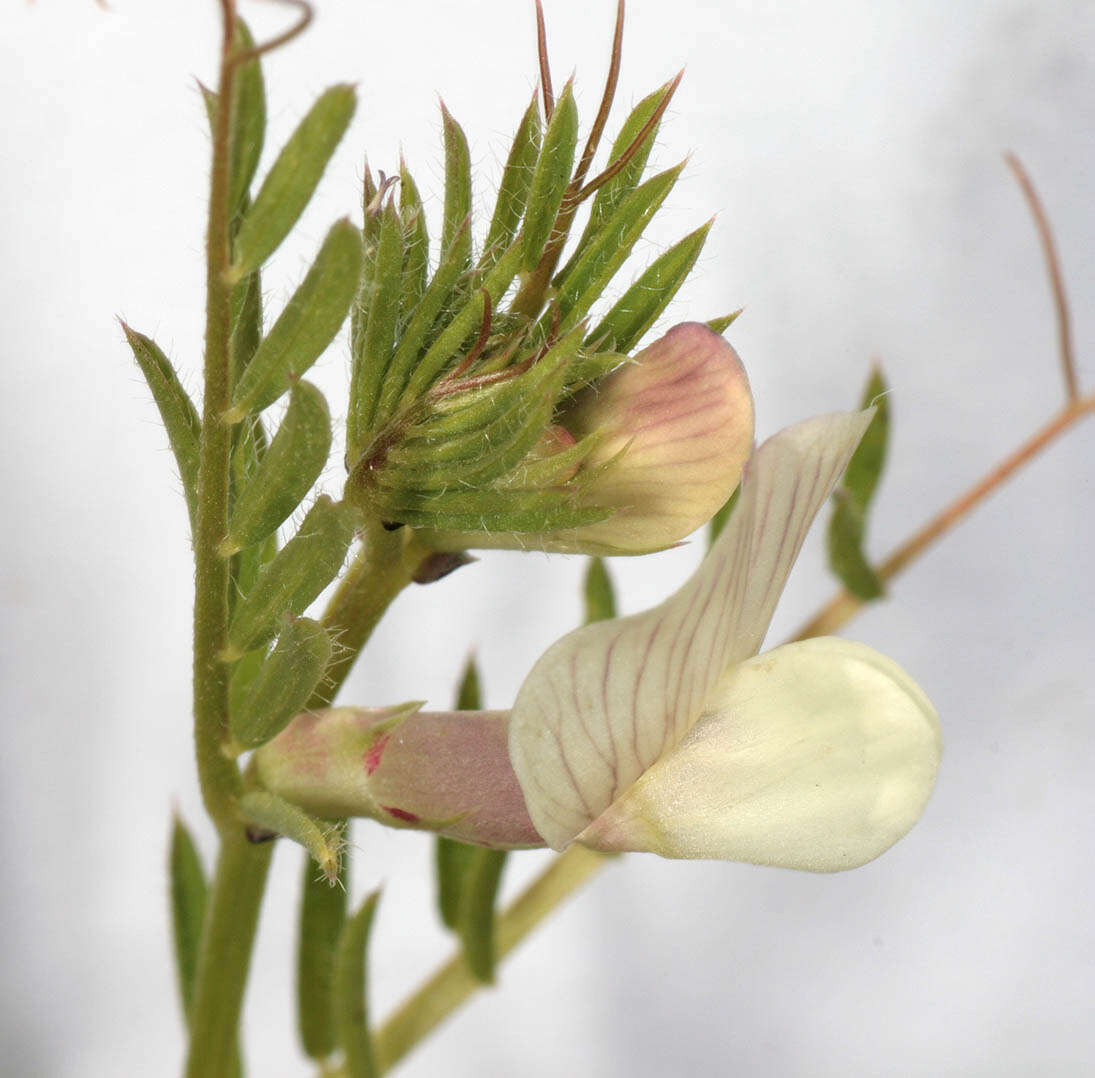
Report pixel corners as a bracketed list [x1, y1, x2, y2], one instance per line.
[415, 323, 756, 556]
[557, 321, 754, 552]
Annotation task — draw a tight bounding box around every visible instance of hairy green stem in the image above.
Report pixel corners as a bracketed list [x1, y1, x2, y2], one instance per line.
[185, 832, 274, 1078]
[374, 847, 607, 1074]
[193, 6, 242, 829]
[309, 522, 423, 709]
[185, 10, 255, 1075]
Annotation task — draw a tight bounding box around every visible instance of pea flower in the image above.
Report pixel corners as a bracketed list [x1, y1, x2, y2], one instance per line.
[257, 410, 941, 871]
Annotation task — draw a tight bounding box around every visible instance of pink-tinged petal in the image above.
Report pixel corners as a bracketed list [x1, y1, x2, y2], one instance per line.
[561, 322, 755, 553]
[509, 410, 873, 850]
[579, 638, 942, 871]
[255, 706, 544, 849]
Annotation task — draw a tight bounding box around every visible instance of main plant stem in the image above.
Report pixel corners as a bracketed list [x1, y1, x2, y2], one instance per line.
[185, 8, 254, 1076]
[192, 3, 242, 831]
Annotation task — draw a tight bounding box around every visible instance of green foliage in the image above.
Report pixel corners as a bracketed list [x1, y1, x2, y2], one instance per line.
[434, 658, 509, 983]
[169, 815, 208, 1023]
[483, 95, 542, 263]
[561, 81, 671, 277]
[347, 200, 406, 448]
[230, 618, 332, 748]
[589, 220, 713, 353]
[229, 83, 357, 280]
[227, 496, 356, 654]
[552, 162, 685, 335]
[401, 240, 525, 402]
[297, 822, 349, 1061]
[826, 367, 890, 599]
[199, 19, 266, 221]
[228, 268, 264, 384]
[230, 219, 362, 418]
[583, 557, 617, 623]
[122, 324, 201, 532]
[238, 791, 341, 882]
[225, 381, 332, 553]
[338, 63, 713, 546]
[398, 160, 430, 317]
[440, 104, 472, 266]
[225, 19, 266, 219]
[521, 82, 578, 270]
[333, 891, 382, 1078]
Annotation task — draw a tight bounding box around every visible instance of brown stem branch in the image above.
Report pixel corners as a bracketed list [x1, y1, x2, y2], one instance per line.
[534, 0, 554, 121]
[791, 394, 1095, 642]
[1004, 151, 1079, 404]
[233, 0, 314, 64]
[571, 0, 625, 192]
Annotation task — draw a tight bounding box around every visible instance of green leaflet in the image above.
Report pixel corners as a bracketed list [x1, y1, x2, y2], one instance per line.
[225, 381, 332, 553]
[333, 891, 381, 1078]
[230, 618, 332, 749]
[369, 218, 471, 431]
[229, 422, 278, 623]
[453, 847, 508, 983]
[398, 160, 429, 322]
[229, 219, 362, 418]
[169, 814, 208, 1023]
[227, 496, 357, 655]
[387, 353, 568, 487]
[521, 82, 578, 271]
[199, 19, 266, 221]
[440, 103, 472, 268]
[297, 822, 349, 1061]
[229, 83, 357, 280]
[122, 324, 201, 533]
[347, 201, 405, 452]
[400, 238, 524, 403]
[228, 267, 263, 384]
[482, 95, 542, 266]
[495, 431, 602, 490]
[826, 367, 889, 599]
[436, 838, 480, 931]
[588, 219, 712, 353]
[558, 81, 669, 282]
[228, 646, 266, 728]
[435, 656, 482, 930]
[583, 557, 617, 623]
[550, 161, 685, 334]
[238, 791, 341, 882]
[226, 19, 265, 218]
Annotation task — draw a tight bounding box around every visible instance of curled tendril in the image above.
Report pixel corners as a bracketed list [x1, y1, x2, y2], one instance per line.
[223, 0, 314, 67]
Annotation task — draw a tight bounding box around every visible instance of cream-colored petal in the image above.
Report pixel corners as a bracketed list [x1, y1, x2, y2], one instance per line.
[510, 411, 873, 850]
[580, 638, 942, 872]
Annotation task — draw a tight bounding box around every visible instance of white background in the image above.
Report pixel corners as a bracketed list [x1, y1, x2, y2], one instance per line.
[2, 1, 1093, 1075]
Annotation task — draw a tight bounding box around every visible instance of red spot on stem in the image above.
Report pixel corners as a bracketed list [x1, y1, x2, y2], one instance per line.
[381, 805, 420, 824]
[363, 733, 390, 776]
